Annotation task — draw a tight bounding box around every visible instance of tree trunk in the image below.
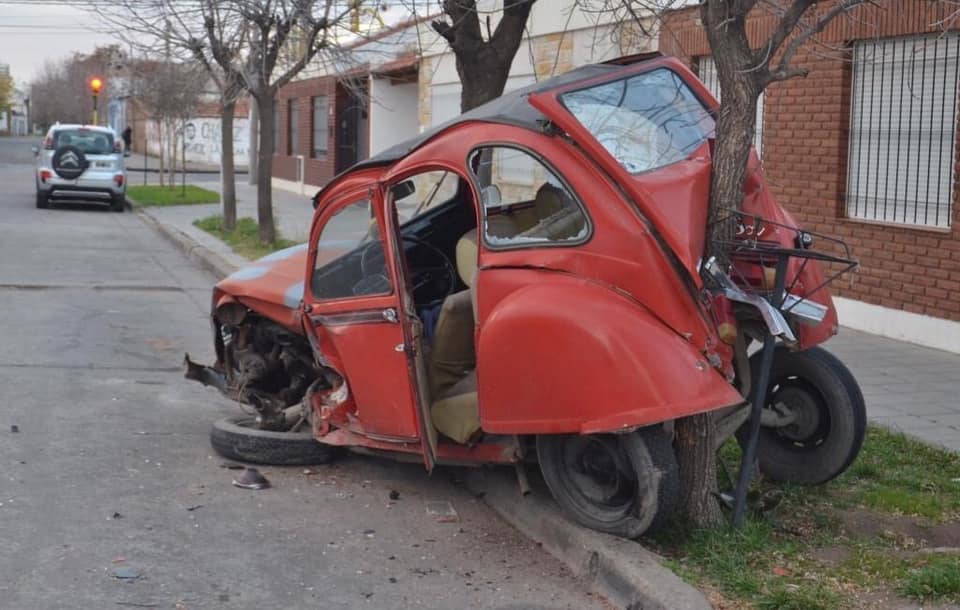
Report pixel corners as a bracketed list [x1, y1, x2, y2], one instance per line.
[248, 99, 259, 186]
[220, 100, 237, 232]
[676, 413, 725, 527]
[456, 46, 512, 112]
[158, 121, 164, 187]
[254, 93, 276, 244]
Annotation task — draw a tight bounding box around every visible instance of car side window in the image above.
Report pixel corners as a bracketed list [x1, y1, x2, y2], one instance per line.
[469, 146, 589, 248]
[312, 199, 393, 300]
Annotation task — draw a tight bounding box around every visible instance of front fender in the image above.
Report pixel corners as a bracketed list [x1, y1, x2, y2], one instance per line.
[477, 273, 742, 434]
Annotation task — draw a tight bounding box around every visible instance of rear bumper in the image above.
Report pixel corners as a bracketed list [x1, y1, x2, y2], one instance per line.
[41, 185, 124, 201]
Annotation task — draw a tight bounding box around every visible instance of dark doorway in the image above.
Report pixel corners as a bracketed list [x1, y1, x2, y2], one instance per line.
[336, 83, 369, 174]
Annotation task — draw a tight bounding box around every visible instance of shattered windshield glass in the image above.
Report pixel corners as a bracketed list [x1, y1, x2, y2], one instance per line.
[560, 68, 715, 174]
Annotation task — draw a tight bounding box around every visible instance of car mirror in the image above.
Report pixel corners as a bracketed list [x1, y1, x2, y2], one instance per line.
[31, 145, 39, 156]
[391, 180, 415, 201]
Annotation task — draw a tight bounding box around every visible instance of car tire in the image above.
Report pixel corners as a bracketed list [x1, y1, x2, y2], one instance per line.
[210, 415, 339, 466]
[537, 425, 679, 538]
[36, 190, 49, 209]
[110, 195, 125, 213]
[738, 346, 866, 485]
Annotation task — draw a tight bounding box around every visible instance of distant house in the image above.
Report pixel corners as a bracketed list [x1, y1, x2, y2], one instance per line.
[0, 87, 30, 136]
[660, 0, 960, 352]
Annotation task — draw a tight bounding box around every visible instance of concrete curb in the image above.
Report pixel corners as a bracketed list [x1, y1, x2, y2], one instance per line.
[136, 207, 241, 280]
[466, 469, 711, 610]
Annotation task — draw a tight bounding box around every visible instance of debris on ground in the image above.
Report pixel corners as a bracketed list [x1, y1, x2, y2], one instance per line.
[185, 505, 204, 512]
[425, 501, 459, 523]
[112, 566, 142, 580]
[110, 512, 123, 520]
[10, 425, 19, 433]
[219, 461, 245, 470]
[389, 490, 400, 501]
[232, 467, 270, 490]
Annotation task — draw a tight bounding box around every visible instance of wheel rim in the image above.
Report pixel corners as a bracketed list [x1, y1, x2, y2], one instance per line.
[767, 378, 831, 449]
[559, 436, 637, 520]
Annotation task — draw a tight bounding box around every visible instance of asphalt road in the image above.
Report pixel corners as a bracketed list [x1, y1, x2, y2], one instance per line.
[0, 137, 605, 610]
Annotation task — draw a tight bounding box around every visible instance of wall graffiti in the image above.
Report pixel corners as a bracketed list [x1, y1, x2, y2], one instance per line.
[145, 117, 250, 166]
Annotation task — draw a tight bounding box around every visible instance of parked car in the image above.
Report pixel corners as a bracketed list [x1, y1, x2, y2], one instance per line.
[33, 124, 127, 212]
[186, 56, 865, 538]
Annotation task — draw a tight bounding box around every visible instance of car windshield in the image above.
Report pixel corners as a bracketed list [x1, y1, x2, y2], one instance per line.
[53, 129, 114, 155]
[559, 68, 714, 174]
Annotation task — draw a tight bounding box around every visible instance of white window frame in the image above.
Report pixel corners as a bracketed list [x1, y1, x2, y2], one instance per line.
[697, 56, 765, 157]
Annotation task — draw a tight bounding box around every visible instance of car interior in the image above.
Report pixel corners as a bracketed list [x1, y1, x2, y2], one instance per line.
[311, 156, 587, 445]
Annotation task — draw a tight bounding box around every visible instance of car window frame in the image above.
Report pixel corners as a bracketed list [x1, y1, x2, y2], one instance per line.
[466, 142, 593, 252]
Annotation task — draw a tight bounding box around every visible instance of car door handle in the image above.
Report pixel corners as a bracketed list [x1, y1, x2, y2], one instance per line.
[382, 308, 398, 324]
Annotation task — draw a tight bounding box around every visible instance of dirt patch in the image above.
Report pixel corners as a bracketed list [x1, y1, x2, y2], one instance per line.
[812, 545, 850, 566]
[838, 509, 960, 549]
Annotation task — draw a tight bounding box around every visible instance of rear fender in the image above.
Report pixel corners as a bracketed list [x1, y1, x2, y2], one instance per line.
[476, 271, 743, 434]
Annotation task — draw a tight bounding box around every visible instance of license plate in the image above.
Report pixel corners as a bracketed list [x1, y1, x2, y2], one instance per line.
[95, 161, 112, 168]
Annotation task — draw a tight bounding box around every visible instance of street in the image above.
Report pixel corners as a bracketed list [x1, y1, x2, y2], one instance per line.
[0, 136, 605, 610]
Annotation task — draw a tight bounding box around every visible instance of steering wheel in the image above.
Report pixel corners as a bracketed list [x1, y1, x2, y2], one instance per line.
[357, 236, 457, 308]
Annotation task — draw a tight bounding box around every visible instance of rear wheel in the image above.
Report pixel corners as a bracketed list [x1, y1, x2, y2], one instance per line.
[210, 415, 339, 466]
[110, 194, 125, 212]
[537, 426, 679, 538]
[740, 346, 866, 485]
[36, 190, 49, 209]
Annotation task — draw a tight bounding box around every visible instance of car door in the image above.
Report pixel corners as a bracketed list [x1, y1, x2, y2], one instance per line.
[303, 185, 436, 469]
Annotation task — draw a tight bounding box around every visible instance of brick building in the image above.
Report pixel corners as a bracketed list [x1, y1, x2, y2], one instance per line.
[661, 1, 960, 352]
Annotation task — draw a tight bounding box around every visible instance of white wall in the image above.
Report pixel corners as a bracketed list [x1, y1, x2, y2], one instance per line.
[145, 117, 250, 166]
[369, 78, 419, 155]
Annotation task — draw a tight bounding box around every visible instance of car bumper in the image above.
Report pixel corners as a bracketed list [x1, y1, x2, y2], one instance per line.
[41, 184, 124, 201]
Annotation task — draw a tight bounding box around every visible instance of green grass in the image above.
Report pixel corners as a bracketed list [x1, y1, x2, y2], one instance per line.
[194, 215, 298, 260]
[128, 184, 220, 206]
[900, 555, 960, 601]
[653, 426, 960, 608]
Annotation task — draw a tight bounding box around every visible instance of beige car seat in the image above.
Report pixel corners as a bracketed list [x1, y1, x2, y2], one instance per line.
[429, 229, 481, 443]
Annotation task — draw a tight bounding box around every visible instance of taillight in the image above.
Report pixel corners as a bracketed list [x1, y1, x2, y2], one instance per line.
[114, 174, 124, 187]
[40, 169, 52, 182]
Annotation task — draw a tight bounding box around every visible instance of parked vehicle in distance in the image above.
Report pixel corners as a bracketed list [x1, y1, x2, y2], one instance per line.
[185, 56, 865, 538]
[33, 124, 127, 212]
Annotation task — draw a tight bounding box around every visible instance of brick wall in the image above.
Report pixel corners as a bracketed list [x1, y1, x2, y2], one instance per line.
[661, 1, 960, 322]
[274, 74, 338, 186]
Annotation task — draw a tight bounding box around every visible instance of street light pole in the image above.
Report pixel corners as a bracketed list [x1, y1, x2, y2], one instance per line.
[89, 77, 103, 125]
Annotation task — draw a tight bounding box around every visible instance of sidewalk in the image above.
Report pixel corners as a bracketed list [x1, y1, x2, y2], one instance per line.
[137, 180, 960, 454]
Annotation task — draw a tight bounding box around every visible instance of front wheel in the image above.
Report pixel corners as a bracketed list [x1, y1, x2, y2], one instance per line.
[537, 426, 679, 538]
[741, 346, 866, 485]
[210, 415, 339, 466]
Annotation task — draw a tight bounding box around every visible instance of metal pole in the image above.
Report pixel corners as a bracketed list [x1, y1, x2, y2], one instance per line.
[732, 255, 788, 527]
[92, 95, 98, 125]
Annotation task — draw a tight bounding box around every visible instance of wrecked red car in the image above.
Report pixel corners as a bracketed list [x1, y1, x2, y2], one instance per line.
[186, 57, 865, 538]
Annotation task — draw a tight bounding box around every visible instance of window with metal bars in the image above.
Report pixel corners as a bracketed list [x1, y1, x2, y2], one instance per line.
[846, 33, 959, 229]
[312, 96, 328, 157]
[288, 98, 299, 156]
[696, 56, 765, 156]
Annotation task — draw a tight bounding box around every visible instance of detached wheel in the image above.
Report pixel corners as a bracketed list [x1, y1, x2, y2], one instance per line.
[537, 426, 678, 538]
[36, 190, 49, 209]
[210, 415, 338, 466]
[742, 346, 866, 485]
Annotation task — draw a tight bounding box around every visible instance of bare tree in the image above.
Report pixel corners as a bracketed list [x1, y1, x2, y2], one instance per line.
[29, 46, 120, 129]
[430, 0, 538, 112]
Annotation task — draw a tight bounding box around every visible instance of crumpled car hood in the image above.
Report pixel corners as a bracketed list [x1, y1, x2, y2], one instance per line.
[216, 243, 308, 331]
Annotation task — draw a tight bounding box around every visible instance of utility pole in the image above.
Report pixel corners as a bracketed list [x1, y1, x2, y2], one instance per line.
[89, 77, 103, 125]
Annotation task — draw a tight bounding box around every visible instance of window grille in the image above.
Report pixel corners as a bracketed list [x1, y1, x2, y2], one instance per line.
[287, 98, 299, 155]
[312, 96, 328, 157]
[846, 33, 959, 229]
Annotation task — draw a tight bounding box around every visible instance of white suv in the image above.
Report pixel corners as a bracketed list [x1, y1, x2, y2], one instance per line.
[33, 124, 127, 212]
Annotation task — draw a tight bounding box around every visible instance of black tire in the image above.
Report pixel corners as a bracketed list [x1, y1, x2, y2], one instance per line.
[210, 415, 339, 466]
[537, 426, 679, 538]
[110, 195, 125, 213]
[740, 345, 866, 485]
[36, 190, 49, 209]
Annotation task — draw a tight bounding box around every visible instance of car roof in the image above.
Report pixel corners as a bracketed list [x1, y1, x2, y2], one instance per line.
[48, 124, 116, 135]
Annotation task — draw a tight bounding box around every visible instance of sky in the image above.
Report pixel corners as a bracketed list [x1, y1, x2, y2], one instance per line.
[0, 1, 120, 87]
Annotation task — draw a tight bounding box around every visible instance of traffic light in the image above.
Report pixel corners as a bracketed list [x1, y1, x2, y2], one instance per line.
[89, 77, 103, 94]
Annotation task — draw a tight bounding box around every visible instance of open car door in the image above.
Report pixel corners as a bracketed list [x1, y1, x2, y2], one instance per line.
[304, 185, 436, 470]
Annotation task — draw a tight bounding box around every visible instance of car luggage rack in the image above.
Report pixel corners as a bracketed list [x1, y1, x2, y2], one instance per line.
[707, 211, 859, 316]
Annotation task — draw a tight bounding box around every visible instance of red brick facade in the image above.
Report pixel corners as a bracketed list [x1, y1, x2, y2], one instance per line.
[273, 75, 338, 187]
[661, 1, 960, 322]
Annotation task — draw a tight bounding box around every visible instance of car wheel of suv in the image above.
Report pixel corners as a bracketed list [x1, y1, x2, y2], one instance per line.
[537, 425, 679, 538]
[210, 415, 340, 466]
[110, 194, 125, 213]
[36, 190, 49, 209]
